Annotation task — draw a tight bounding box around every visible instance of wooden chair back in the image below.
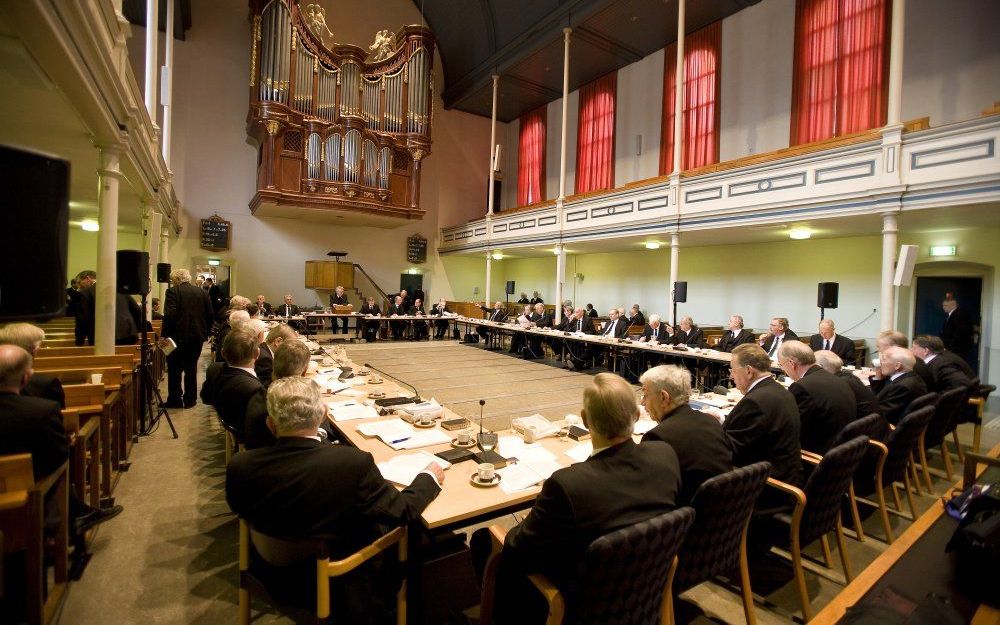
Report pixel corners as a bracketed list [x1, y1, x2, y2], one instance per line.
[30, 366, 122, 389]
[33, 354, 135, 373]
[63, 383, 107, 408]
[0, 454, 34, 493]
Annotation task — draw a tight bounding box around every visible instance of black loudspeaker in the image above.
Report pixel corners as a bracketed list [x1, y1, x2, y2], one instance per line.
[156, 262, 172, 284]
[673, 281, 688, 303]
[818, 282, 839, 308]
[117, 250, 150, 295]
[505, 281, 515, 295]
[0, 146, 69, 320]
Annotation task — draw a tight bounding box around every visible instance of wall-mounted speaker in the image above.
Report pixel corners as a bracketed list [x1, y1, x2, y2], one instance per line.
[893, 244, 918, 286]
[817, 282, 839, 308]
[156, 262, 172, 284]
[505, 280, 515, 295]
[673, 281, 688, 303]
[117, 250, 150, 295]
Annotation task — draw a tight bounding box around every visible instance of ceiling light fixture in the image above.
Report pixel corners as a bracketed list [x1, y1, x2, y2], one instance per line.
[644, 241, 661, 250]
[80, 219, 99, 232]
[491, 252, 503, 260]
[789, 227, 812, 240]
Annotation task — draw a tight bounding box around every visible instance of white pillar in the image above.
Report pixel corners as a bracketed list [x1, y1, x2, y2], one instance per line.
[557, 28, 571, 206]
[555, 244, 566, 325]
[95, 146, 122, 355]
[880, 213, 898, 331]
[159, 226, 170, 302]
[144, 0, 159, 128]
[671, 0, 686, 175]
[161, 0, 175, 166]
[146, 211, 163, 321]
[668, 233, 679, 326]
[486, 74, 499, 215]
[485, 252, 493, 306]
[886, 0, 905, 126]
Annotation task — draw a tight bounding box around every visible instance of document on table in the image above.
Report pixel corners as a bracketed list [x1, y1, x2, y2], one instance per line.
[565, 442, 593, 463]
[317, 367, 343, 378]
[327, 400, 379, 422]
[377, 451, 450, 486]
[315, 376, 351, 394]
[497, 459, 563, 494]
[633, 419, 657, 435]
[388, 429, 451, 450]
[497, 436, 558, 463]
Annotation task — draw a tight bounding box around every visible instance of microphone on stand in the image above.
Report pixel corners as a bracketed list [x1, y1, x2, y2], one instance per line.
[479, 399, 485, 436]
[363, 362, 421, 404]
[477, 399, 498, 452]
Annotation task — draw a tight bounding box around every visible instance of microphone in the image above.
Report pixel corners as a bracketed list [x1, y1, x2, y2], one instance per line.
[363, 362, 421, 402]
[712, 385, 730, 396]
[479, 399, 485, 436]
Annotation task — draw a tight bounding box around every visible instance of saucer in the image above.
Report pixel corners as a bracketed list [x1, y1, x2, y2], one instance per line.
[356, 369, 370, 376]
[368, 391, 386, 399]
[470, 473, 502, 488]
[451, 439, 476, 449]
[413, 420, 436, 429]
[368, 377, 384, 384]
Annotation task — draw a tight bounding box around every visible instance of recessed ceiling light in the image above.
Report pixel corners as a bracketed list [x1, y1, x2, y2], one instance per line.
[789, 227, 812, 240]
[491, 252, 503, 260]
[644, 241, 661, 250]
[80, 219, 99, 232]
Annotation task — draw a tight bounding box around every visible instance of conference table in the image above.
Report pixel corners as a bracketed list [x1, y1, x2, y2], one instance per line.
[277, 312, 456, 340]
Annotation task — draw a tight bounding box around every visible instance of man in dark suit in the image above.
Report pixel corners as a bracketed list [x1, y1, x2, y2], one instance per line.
[940, 296, 975, 365]
[477, 300, 508, 342]
[360, 296, 382, 343]
[210, 325, 264, 438]
[671, 315, 705, 348]
[275, 294, 304, 332]
[429, 298, 451, 339]
[329, 285, 351, 334]
[911, 334, 973, 392]
[253, 294, 272, 317]
[245, 340, 317, 449]
[869, 346, 928, 425]
[0, 323, 66, 406]
[408, 298, 430, 340]
[386, 295, 407, 340]
[815, 350, 887, 440]
[508, 304, 539, 355]
[74, 270, 97, 346]
[625, 304, 645, 329]
[517, 292, 530, 304]
[162, 268, 214, 408]
[564, 307, 597, 371]
[523, 303, 553, 359]
[723, 344, 803, 506]
[599, 307, 627, 339]
[227, 377, 442, 621]
[480, 373, 681, 624]
[639, 314, 671, 344]
[759, 317, 799, 360]
[876, 330, 934, 389]
[808, 319, 856, 366]
[151, 297, 164, 320]
[255, 324, 296, 388]
[716, 315, 756, 352]
[778, 341, 857, 454]
[640, 365, 732, 504]
[65, 277, 81, 318]
[529, 290, 543, 305]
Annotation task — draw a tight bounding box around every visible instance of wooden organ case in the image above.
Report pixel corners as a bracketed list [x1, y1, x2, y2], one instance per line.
[247, 0, 435, 225]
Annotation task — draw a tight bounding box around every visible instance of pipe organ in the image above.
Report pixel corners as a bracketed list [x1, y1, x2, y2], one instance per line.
[247, 0, 435, 224]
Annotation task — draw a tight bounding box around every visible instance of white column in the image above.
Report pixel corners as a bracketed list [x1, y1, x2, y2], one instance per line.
[486, 74, 499, 215]
[671, 0, 686, 175]
[146, 211, 163, 321]
[144, 0, 159, 129]
[880, 213, 898, 331]
[557, 28, 571, 207]
[886, 0, 905, 126]
[95, 146, 122, 355]
[161, 0, 175, 166]
[555, 244, 566, 325]
[485, 252, 493, 306]
[668, 233, 679, 326]
[159, 226, 170, 302]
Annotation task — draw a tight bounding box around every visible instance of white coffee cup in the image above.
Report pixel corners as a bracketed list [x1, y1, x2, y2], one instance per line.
[418, 415, 434, 427]
[307, 360, 319, 373]
[565, 414, 582, 427]
[477, 462, 495, 482]
[457, 431, 471, 445]
[91, 373, 103, 385]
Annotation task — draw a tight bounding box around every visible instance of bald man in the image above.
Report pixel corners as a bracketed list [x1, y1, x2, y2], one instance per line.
[808, 320, 856, 366]
[869, 346, 928, 425]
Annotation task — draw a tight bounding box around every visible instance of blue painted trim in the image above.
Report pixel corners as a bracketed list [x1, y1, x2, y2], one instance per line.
[566, 210, 588, 222]
[638, 196, 668, 210]
[492, 224, 507, 233]
[729, 172, 806, 197]
[910, 139, 995, 170]
[538, 216, 557, 226]
[685, 186, 723, 203]
[591, 203, 633, 218]
[814, 160, 876, 184]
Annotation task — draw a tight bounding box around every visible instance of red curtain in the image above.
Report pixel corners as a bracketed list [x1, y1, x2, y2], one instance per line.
[575, 72, 617, 194]
[517, 106, 546, 206]
[791, 0, 889, 145]
[659, 21, 721, 175]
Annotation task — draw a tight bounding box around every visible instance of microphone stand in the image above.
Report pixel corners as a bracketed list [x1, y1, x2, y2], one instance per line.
[363, 362, 421, 402]
[476, 399, 497, 451]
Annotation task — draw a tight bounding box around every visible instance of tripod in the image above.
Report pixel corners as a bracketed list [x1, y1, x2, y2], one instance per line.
[138, 291, 177, 439]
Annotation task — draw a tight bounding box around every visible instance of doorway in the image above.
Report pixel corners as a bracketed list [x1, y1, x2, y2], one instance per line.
[913, 276, 982, 373]
[400, 273, 424, 303]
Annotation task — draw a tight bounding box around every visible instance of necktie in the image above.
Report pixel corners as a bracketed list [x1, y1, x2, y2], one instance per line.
[823, 339, 830, 351]
[769, 336, 781, 357]
[578, 320, 582, 332]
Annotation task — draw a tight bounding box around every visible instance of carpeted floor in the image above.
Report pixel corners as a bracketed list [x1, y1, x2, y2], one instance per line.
[55, 339, 999, 624]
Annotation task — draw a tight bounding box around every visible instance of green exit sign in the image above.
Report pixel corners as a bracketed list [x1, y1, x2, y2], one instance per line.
[929, 245, 956, 257]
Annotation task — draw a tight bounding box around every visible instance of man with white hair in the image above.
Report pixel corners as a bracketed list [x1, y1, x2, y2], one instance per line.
[869, 346, 928, 425]
[815, 350, 885, 439]
[640, 365, 731, 504]
[0, 322, 64, 405]
[671, 315, 705, 348]
[778, 341, 856, 454]
[255, 323, 297, 387]
[163, 267, 214, 408]
[716, 315, 755, 352]
[638, 314, 670, 343]
[226, 377, 443, 621]
[808, 319, 856, 366]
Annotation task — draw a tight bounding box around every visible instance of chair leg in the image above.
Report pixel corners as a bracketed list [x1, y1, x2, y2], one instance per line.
[875, 480, 895, 544]
[952, 429, 966, 464]
[908, 453, 922, 495]
[940, 443, 955, 480]
[834, 517, 853, 583]
[891, 483, 903, 512]
[819, 535, 834, 569]
[918, 440, 934, 492]
[239, 522, 251, 625]
[790, 535, 812, 622]
[224, 432, 233, 466]
[89, 437, 101, 509]
[739, 532, 757, 625]
[848, 483, 865, 542]
[902, 474, 919, 520]
[973, 423, 982, 454]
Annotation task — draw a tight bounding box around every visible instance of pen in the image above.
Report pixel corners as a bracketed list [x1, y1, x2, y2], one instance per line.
[390, 437, 411, 445]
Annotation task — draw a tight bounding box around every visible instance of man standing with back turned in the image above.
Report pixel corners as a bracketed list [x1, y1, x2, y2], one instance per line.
[163, 268, 214, 409]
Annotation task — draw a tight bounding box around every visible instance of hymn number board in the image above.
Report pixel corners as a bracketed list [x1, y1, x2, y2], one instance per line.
[407, 234, 427, 264]
[200, 215, 231, 251]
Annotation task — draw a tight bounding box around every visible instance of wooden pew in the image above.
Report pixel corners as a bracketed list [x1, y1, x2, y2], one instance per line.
[0, 454, 69, 625]
[63, 383, 125, 503]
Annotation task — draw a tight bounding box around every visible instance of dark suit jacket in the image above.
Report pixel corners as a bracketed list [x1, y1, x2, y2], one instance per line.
[566, 316, 596, 334]
[642, 404, 732, 504]
[789, 366, 857, 454]
[163, 282, 213, 344]
[503, 440, 680, 591]
[243, 388, 274, 450]
[23, 373, 66, 408]
[809, 334, 857, 366]
[200, 361, 225, 406]
[723, 377, 803, 502]
[534, 313, 553, 329]
[76, 284, 96, 345]
[360, 303, 381, 316]
[760, 330, 800, 356]
[484, 307, 507, 323]
[586, 309, 598, 318]
[626, 312, 645, 328]
[925, 351, 973, 392]
[255, 302, 272, 316]
[599, 317, 627, 338]
[276, 303, 300, 317]
[914, 359, 934, 390]
[672, 327, 705, 348]
[529, 297, 543, 305]
[941, 307, 974, 355]
[640, 324, 671, 343]
[716, 329, 756, 352]
[387, 303, 406, 316]
[836, 371, 881, 422]
[430, 304, 449, 316]
[870, 371, 928, 425]
[255, 343, 275, 388]
[329, 293, 349, 307]
[226, 437, 439, 557]
[208, 365, 263, 435]
[0, 392, 69, 481]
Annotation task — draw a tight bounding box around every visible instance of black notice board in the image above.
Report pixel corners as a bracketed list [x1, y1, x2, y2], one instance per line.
[407, 234, 427, 264]
[200, 216, 231, 251]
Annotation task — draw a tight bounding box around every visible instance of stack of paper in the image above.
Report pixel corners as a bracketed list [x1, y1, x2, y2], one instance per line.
[377, 451, 450, 486]
[511, 414, 560, 439]
[317, 367, 343, 378]
[328, 400, 379, 422]
[397, 398, 443, 419]
[497, 436, 557, 463]
[356, 419, 450, 450]
[388, 429, 451, 450]
[565, 442, 593, 463]
[498, 459, 562, 494]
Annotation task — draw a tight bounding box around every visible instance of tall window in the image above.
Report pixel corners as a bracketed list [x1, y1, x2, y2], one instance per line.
[575, 72, 617, 194]
[660, 21, 721, 174]
[517, 106, 546, 206]
[791, 0, 890, 145]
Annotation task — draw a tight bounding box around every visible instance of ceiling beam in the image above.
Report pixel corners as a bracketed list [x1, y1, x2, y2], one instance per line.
[572, 25, 643, 64]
